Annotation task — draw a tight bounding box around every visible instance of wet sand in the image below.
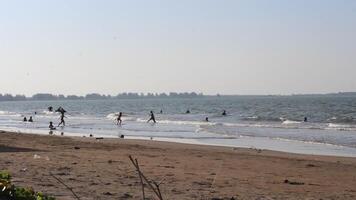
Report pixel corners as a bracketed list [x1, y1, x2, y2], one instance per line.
[1, 131, 356, 200]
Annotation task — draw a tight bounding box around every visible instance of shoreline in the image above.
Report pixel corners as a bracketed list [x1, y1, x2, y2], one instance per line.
[1, 126, 356, 158]
[1, 131, 356, 199]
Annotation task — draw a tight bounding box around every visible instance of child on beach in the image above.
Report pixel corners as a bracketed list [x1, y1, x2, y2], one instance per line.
[49, 121, 56, 130]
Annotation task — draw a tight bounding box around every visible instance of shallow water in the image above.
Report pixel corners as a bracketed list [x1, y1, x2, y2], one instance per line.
[0, 96, 356, 157]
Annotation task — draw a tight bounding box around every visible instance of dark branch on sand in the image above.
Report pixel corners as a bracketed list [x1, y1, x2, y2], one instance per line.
[49, 172, 81, 200]
[129, 155, 164, 200]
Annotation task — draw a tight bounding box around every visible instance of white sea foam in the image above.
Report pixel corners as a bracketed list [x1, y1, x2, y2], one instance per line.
[106, 113, 136, 121]
[282, 120, 301, 125]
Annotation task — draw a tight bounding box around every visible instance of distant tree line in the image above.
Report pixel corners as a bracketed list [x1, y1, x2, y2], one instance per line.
[0, 92, 205, 101]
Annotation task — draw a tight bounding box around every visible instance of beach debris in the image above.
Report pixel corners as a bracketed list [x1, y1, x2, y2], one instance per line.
[33, 154, 41, 159]
[96, 137, 104, 140]
[120, 193, 133, 199]
[20, 168, 27, 172]
[129, 155, 164, 200]
[103, 191, 113, 196]
[74, 146, 80, 150]
[284, 179, 305, 185]
[306, 164, 317, 167]
[89, 134, 93, 137]
[119, 134, 125, 139]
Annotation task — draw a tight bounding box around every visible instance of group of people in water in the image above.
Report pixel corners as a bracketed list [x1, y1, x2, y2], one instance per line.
[23, 106, 228, 132]
[23, 116, 34, 122]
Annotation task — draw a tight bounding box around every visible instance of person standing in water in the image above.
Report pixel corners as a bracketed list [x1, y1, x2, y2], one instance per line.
[28, 116, 33, 122]
[147, 111, 156, 123]
[116, 112, 123, 125]
[56, 107, 66, 127]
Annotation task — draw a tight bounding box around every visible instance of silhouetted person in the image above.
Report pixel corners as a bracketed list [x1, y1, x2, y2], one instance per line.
[116, 112, 122, 125]
[186, 109, 190, 114]
[34, 111, 37, 115]
[49, 121, 56, 130]
[205, 117, 209, 122]
[222, 110, 227, 116]
[28, 116, 33, 122]
[48, 106, 53, 112]
[56, 107, 66, 127]
[160, 110, 163, 114]
[23, 117, 27, 122]
[304, 117, 308, 122]
[147, 111, 156, 123]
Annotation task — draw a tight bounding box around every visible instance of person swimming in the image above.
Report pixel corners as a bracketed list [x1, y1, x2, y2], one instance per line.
[28, 116, 33, 122]
[49, 121, 56, 130]
[147, 111, 156, 123]
[23, 117, 27, 122]
[116, 112, 122, 125]
[304, 117, 308, 122]
[186, 109, 190, 114]
[205, 117, 209, 122]
[222, 110, 227, 116]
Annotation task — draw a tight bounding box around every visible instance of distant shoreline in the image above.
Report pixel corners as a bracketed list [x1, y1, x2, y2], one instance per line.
[0, 92, 356, 102]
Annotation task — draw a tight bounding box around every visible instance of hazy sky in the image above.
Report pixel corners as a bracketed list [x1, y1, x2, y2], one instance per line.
[0, 0, 355, 96]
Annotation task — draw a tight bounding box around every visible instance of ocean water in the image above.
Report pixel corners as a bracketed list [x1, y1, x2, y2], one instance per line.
[1, 96, 356, 157]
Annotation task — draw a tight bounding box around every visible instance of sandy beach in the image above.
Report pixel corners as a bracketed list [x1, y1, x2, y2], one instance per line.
[0, 131, 356, 200]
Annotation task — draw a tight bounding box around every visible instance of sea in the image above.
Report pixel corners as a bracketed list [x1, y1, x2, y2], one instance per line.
[1, 95, 356, 157]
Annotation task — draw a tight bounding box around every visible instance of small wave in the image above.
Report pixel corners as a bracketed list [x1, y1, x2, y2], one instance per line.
[327, 123, 356, 131]
[106, 113, 136, 121]
[42, 110, 56, 115]
[0, 110, 21, 117]
[136, 118, 216, 126]
[282, 120, 301, 125]
[328, 123, 350, 128]
[242, 115, 283, 122]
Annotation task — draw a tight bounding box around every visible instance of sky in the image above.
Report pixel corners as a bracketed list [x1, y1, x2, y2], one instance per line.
[0, 0, 355, 96]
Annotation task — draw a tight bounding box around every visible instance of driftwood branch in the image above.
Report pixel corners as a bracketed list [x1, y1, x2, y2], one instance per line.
[129, 155, 164, 200]
[135, 158, 146, 200]
[49, 172, 80, 200]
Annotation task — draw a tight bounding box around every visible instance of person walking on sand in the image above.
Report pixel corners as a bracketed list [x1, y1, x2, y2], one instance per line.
[147, 111, 156, 123]
[56, 107, 66, 127]
[116, 112, 123, 125]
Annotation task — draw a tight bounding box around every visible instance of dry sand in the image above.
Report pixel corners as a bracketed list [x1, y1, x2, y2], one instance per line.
[1, 131, 356, 200]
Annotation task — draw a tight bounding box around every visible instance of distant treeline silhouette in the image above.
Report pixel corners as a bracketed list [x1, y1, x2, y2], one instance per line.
[0, 92, 205, 101]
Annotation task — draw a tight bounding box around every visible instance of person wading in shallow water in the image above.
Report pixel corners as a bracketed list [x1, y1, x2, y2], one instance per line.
[147, 110, 156, 123]
[56, 107, 66, 127]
